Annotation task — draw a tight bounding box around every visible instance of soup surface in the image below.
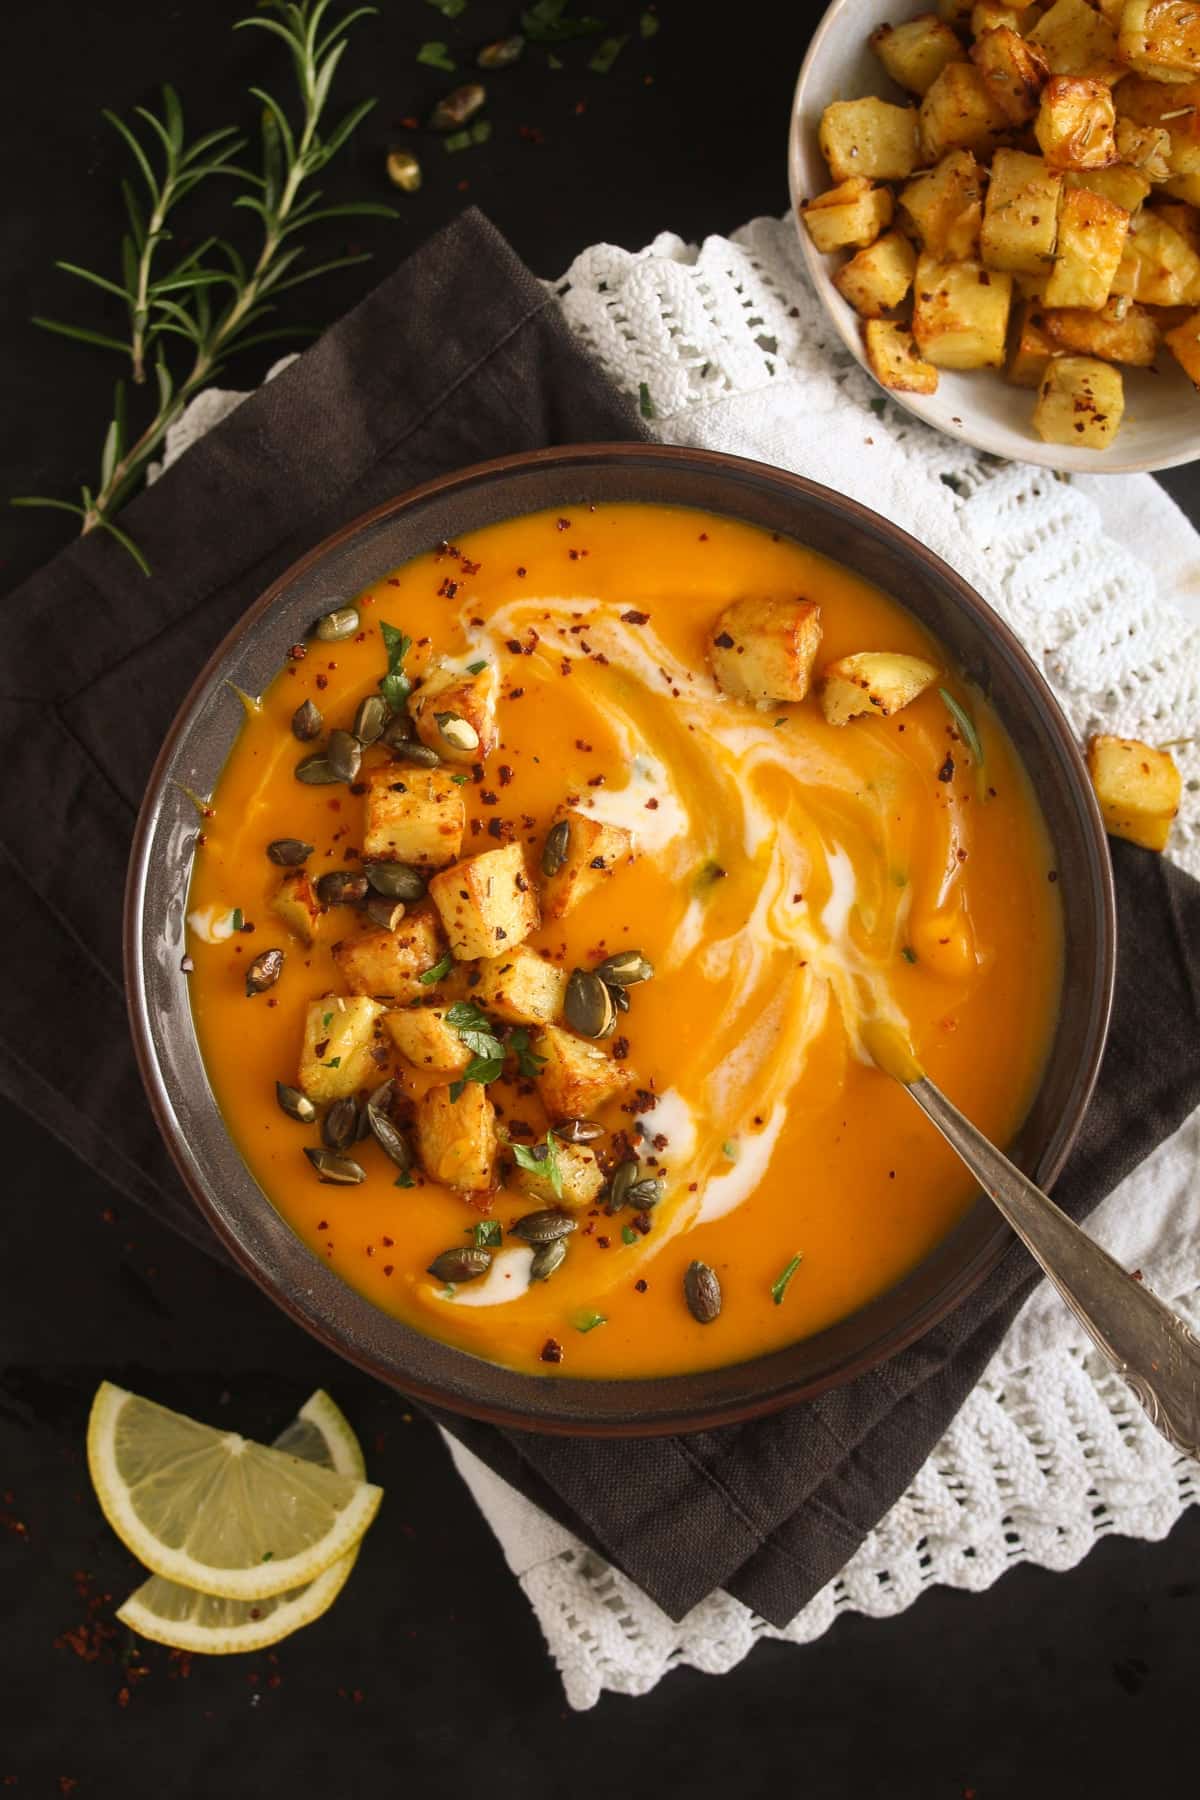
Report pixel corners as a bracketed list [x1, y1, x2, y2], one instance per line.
[186, 502, 1062, 1378]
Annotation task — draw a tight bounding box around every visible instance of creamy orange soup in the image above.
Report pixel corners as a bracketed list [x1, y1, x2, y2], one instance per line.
[186, 502, 1062, 1378]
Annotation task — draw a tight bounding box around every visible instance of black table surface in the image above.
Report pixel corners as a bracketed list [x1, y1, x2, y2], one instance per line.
[3, 4, 1197, 1794]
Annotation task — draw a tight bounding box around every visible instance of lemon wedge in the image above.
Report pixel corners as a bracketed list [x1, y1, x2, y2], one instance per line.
[88, 1382, 381, 1602]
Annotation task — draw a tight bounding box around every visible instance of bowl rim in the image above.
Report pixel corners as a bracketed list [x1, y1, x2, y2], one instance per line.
[124, 441, 1117, 1436]
[786, 0, 1200, 478]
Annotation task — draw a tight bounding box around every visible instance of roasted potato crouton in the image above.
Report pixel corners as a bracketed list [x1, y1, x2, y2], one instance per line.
[540, 810, 633, 920]
[428, 843, 539, 960]
[473, 945, 567, 1025]
[1028, 0, 1123, 78]
[979, 149, 1063, 274]
[1115, 76, 1200, 175]
[384, 1006, 470, 1074]
[820, 652, 940, 725]
[407, 658, 500, 764]
[1041, 296, 1159, 362]
[912, 254, 1014, 366]
[532, 1025, 638, 1119]
[1032, 354, 1125, 446]
[870, 13, 965, 94]
[514, 1140, 606, 1208]
[1087, 734, 1181, 851]
[299, 997, 385, 1102]
[970, 25, 1050, 124]
[1111, 210, 1200, 302]
[273, 869, 322, 945]
[1118, 0, 1200, 80]
[863, 319, 940, 392]
[799, 178, 895, 253]
[1044, 185, 1131, 308]
[819, 97, 920, 182]
[1066, 163, 1153, 215]
[710, 596, 823, 705]
[1007, 301, 1057, 385]
[833, 230, 918, 316]
[1164, 306, 1200, 382]
[1035, 77, 1119, 169]
[899, 151, 986, 259]
[415, 1080, 498, 1193]
[363, 764, 465, 867]
[333, 911, 446, 1000]
[919, 62, 1010, 161]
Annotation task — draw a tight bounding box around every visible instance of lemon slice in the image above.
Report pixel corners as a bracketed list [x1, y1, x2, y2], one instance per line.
[88, 1382, 382, 1601]
[115, 1391, 368, 1654]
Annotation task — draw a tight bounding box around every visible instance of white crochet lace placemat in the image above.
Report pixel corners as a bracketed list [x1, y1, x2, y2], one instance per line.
[157, 215, 1200, 1711]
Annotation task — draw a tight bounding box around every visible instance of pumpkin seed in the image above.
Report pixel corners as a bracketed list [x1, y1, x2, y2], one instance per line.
[364, 861, 427, 901]
[304, 1146, 366, 1185]
[552, 1116, 605, 1143]
[541, 818, 570, 877]
[322, 1097, 360, 1152]
[327, 729, 362, 783]
[427, 1247, 492, 1283]
[389, 740, 442, 768]
[684, 1260, 722, 1324]
[316, 870, 369, 907]
[276, 1081, 317, 1124]
[529, 1238, 568, 1281]
[478, 34, 524, 68]
[367, 1103, 413, 1172]
[245, 947, 284, 997]
[606, 1158, 639, 1211]
[365, 894, 406, 931]
[381, 711, 414, 748]
[314, 606, 359, 643]
[435, 711, 479, 753]
[291, 699, 323, 741]
[352, 693, 390, 746]
[611, 984, 630, 1014]
[510, 1209, 578, 1245]
[627, 1177, 665, 1209]
[385, 147, 422, 192]
[295, 752, 339, 785]
[429, 83, 486, 132]
[367, 1079, 395, 1115]
[594, 949, 654, 987]
[266, 837, 314, 867]
[564, 968, 616, 1040]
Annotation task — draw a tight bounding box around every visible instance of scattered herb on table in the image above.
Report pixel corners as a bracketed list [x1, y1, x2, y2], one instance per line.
[588, 34, 628, 73]
[638, 381, 655, 420]
[522, 0, 604, 44]
[640, 10, 659, 37]
[770, 1253, 803, 1305]
[417, 40, 457, 69]
[425, 0, 467, 16]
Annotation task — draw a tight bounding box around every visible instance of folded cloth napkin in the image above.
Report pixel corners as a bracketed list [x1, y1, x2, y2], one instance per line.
[3, 209, 1198, 1631]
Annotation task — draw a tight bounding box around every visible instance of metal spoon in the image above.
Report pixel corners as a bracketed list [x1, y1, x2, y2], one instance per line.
[864, 1020, 1200, 1459]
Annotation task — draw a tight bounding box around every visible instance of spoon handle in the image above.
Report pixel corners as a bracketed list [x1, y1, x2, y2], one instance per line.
[908, 1076, 1200, 1460]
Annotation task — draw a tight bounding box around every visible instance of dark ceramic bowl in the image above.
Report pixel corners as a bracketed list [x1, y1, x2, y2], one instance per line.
[125, 444, 1116, 1436]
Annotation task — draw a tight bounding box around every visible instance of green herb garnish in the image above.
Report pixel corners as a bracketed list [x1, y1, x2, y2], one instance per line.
[638, 381, 655, 420]
[588, 34, 628, 72]
[322, 1011, 334, 1027]
[445, 1001, 504, 1061]
[621, 1225, 637, 1245]
[473, 1219, 503, 1249]
[417, 40, 457, 69]
[261, 1551, 274, 1562]
[509, 1027, 548, 1079]
[444, 129, 471, 151]
[323, 1055, 342, 1069]
[522, 0, 604, 44]
[868, 396, 887, 418]
[770, 1253, 803, 1305]
[573, 1308, 607, 1332]
[692, 859, 727, 896]
[379, 622, 413, 709]
[721, 1139, 738, 1161]
[230, 907, 244, 931]
[640, 10, 659, 36]
[419, 952, 454, 985]
[938, 687, 985, 775]
[901, 946, 918, 964]
[439, 1284, 456, 1298]
[774, 717, 787, 727]
[512, 1131, 563, 1199]
[466, 659, 488, 674]
[450, 772, 470, 784]
[394, 1170, 415, 1189]
[425, 0, 467, 15]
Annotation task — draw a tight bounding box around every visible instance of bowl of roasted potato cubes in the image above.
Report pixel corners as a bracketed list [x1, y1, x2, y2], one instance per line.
[789, 0, 1200, 470]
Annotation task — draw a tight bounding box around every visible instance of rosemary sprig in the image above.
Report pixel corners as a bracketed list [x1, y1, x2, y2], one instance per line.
[13, 0, 394, 571]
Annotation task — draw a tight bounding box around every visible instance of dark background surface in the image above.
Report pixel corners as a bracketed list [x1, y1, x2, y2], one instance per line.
[2, 2, 1198, 1794]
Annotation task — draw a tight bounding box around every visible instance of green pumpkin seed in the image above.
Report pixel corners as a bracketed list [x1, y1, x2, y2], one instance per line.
[565, 968, 616, 1040]
[435, 711, 479, 753]
[529, 1238, 568, 1281]
[327, 729, 363, 783]
[429, 83, 486, 132]
[552, 1116, 605, 1143]
[427, 1247, 492, 1283]
[542, 818, 570, 877]
[266, 837, 314, 867]
[385, 148, 422, 192]
[478, 34, 524, 68]
[295, 752, 339, 785]
[389, 740, 441, 768]
[611, 984, 630, 1014]
[322, 1097, 360, 1152]
[364, 861, 427, 901]
[316, 870, 369, 907]
[365, 895, 406, 931]
[314, 606, 359, 643]
[510, 1210, 578, 1245]
[245, 947, 284, 997]
[627, 1176, 665, 1209]
[594, 950, 654, 987]
[381, 711, 414, 748]
[352, 694, 390, 746]
[606, 1158, 639, 1211]
[291, 699, 323, 741]
[304, 1146, 366, 1185]
[684, 1260, 722, 1324]
[367, 1103, 413, 1172]
[276, 1082, 317, 1124]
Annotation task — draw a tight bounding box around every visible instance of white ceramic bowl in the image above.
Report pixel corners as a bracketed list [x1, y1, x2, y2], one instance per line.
[788, 0, 1200, 475]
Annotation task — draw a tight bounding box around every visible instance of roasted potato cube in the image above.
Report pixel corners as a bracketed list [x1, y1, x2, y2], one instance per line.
[870, 13, 964, 95]
[1065, 163, 1152, 213]
[1110, 209, 1200, 301]
[1041, 295, 1159, 359]
[799, 178, 895, 252]
[383, 1005, 470, 1074]
[473, 945, 567, 1026]
[1007, 301, 1058, 384]
[833, 230, 918, 316]
[532, 1025, 637, 1119]
[1087, 734, 1181, 851]
[919, 62, 1010, 162]
[1032, 354, 1125, 445]
[1044, 184, 1131, 307]
[819, 652, 940, 725]
[513, 1139, 606, 1208]
[1164, 305, 1200, 381]
[1035, 77, 1119, 169]
[937, 0, 975, 20]
[899, 151, 986, 257]
[299, 996, 385, 1102]
[362, 765, 465, 868]
[980, 149, 1063, 273]
[1114, 118, 1172, 181]
[1155, 199, 1200, 255]
[971, 0, 1041, 31]
[273, 869, 322, 946]
[1117, 0, 1200, 81]
[1161, 172, 1200, 204]
[971, 26, 1050, 124]
[540, 809, 633, 921]
[407, 658, 500, 765]
[863, 319, 941, 391]
[428, 843, 539, 961]
[819, 97, 920, 182]
[333, 911, 446, 1001]
[415, 1080, 498, 1193]
[1115, 76, 1200, 175]
[912, 254, 1014, 365]
[709, 595, 824, 705]
[1029, 0, 1123, 77]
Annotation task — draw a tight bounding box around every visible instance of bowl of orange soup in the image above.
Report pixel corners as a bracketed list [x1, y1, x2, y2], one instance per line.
[126, 445, 1115, 1434]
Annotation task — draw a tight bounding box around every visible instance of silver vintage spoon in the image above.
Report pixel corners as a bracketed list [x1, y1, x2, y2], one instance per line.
[864, 1020, 1200, 1460]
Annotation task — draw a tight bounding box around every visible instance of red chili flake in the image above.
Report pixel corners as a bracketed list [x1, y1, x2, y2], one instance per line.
[956, 848, 968, 863]
[635, 1279, 648, 1292]
[519, 124, 545, 144]
[687, 1181, 698, 1193]
[315, 673, 328, 690]
[938, 753, 955, 783]
[1131, 1268, 1143, 1282]
[480, 789, 499, 806]
[792, 892, 803, 904]
[621, 609, 650, 625]
[516, 566, 527, 577]
[612, 1036, 630, 1060]
[117, 1686, 131, 1709]
[713, 631, 734, 649]
[505, 638, 523, 655]
[540, 1338, 564, 1363]
[597, 1235, 610, 1248]
[587, 774, 605, 787]
[645, 797, 659, 810]
[1048, 869, 1058, 882]
[498, 765, 514, 786]
[556, 517, 571, 531]
[652, 1132, 668, 1151]
[59, 1782, 78, 1795]
[288, 643, 307, 660]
